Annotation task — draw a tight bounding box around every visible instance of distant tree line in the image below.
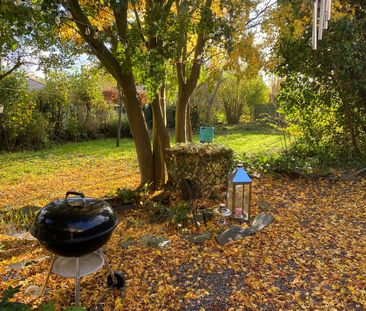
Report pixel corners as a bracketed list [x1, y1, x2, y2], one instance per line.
[0, 67, 119, 151]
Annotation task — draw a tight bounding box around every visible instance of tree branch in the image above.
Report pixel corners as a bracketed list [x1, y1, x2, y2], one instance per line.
[133, 3, 148, 48]
[0, 56, 23, 80]
[111, 0, 128, 43]
[67, 0, 124, 82]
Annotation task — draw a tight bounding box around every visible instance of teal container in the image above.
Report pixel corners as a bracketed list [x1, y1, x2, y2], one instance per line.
[199, 127, 214, 143]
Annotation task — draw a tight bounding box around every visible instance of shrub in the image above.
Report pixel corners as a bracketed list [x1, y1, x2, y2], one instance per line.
[0, 74, 36, 150]
[106, 114, 132, 138]
[19, 111, 49, 149]
[165, 143, 234, 200]
[115, 187, 139, 204]
[149, 201, 193, 229]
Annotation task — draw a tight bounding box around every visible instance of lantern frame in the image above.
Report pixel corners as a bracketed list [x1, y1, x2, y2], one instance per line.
[226, 163, 252, 223]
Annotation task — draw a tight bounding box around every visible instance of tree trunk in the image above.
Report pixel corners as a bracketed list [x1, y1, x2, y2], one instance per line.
[205, 72, 223, 124]
[120, 75, 154, 186]
[67, 0, 155, 187]
[186, 102, 192, 142]
[151, 84, 170, 188]
[175, 88, 189, 143]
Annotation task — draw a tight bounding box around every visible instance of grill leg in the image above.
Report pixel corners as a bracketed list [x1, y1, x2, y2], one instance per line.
[100, 250, 117, 284]
[40, 255, 56, 296]
[75, 257, 81, 306]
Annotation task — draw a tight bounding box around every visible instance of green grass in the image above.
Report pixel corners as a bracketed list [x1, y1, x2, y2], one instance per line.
[0, 126, 284, 208]
[0, 127, 284, 185]
[0, 138, 136, 184]
[191, 124, 285, 156]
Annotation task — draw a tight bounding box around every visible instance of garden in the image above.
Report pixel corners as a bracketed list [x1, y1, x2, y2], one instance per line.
[1, 0, 366, 310]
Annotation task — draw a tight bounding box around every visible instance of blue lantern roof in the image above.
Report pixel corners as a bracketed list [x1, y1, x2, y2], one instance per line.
[232, 164, 252, 183]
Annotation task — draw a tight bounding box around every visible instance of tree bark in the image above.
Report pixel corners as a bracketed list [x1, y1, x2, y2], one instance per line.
[205, 72, 223, 124]
[151, 84, 170, 188]
[68, 0, 154, 187]
[175, 86, 189, 143]
[175, 0, 212, 143]
[121, 75, 154, 186]
[186, 102, 192, 142]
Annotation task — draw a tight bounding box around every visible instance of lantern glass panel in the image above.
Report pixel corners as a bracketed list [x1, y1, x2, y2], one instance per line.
[243, 185, 250, 221]
[234, 184, 244, 217]
[227, 180, 233, 209]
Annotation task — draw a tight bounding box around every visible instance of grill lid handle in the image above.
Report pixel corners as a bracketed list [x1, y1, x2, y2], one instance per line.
[65, 191, 85, 199]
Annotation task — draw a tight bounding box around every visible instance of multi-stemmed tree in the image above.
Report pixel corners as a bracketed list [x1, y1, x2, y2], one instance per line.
[21, 0, 273, 188]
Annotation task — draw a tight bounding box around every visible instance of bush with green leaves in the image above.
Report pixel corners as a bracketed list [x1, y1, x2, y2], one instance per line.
[115, 187, 139, 204]
[19, 111, 49, 149]
[149, 201, 192, 228]
[0, 206, 35, 234]
[218, 74, 268, 124]
[0, 73, 37, 150]
[165, 143, 234, 200]
[106, 114, 132, 138]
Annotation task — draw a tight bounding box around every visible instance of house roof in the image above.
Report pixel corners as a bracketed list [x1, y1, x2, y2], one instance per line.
[26, 77, 45, 91]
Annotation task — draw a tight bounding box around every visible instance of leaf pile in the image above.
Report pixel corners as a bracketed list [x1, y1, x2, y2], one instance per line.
[0, 177, 365, 310]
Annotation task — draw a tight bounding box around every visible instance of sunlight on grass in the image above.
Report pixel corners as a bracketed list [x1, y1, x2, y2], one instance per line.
[0, 127, 284, 208]
[0, 138, 136, 184]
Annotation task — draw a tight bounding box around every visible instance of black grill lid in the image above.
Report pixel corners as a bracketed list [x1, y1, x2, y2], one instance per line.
[31, 192, 117, 243]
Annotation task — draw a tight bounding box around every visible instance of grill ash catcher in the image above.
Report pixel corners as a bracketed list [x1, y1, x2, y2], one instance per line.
[30, 191, 125, 306]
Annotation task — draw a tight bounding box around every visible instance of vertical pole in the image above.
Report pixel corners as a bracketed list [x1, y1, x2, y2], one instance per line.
[312, 0, 318, 50]
[242, 183, 245, 219]
[232, 184, 236, 217]
[75, 257, 81, 306]
[327, 0, 332, 21]
[101, 251, 118, 285]
[324, 0, 328, 29]
[318, 0, 324, 40]
[40, 255, 56, 296]
[248, 183, 252, 224]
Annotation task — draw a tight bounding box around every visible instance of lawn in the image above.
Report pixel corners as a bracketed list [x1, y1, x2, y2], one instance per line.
[0, 138, 139, 208]
[0, 127, 283, 209]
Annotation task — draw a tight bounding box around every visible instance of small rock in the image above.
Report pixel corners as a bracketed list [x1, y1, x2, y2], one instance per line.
[250, 212, 275, 232]
[183, 231, 212, 244]
[112, 203, 134, 212]
[24, 285, 42, 298]
[9, 231, 37, 241]
[7, 256, 49, 271]
[216, 226, 253, 245]
[258, 201, 275, 212]
[141, 235, 171, 248]
[120, 238, 136, 249]
[355, 167, 366, 176]
[339, 173, 358, 181]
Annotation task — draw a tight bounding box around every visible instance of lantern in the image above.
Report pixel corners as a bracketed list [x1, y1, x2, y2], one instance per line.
[227, 163, 252, 222]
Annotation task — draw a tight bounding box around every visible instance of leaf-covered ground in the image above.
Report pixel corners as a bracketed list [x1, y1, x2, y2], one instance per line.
[1, 177, 365, 310]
